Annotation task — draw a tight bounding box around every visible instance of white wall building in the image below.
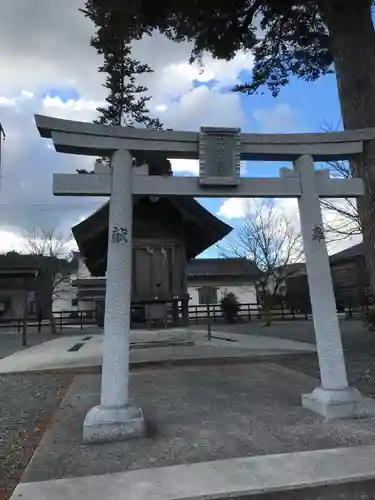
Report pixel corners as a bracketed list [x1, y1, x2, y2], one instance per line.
[187, 258, 259, 310]
[62, 255, 260, 316]
[52, 252, 93, 313]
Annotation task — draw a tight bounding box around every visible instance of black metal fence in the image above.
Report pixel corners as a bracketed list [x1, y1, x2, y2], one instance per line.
[0, 315, 46, 331]
[188, 299, 375, 323]
[0, 298, 373, 333]
[52, 310, 98, 331]
[0, 310, 97, 332]
[187, 303, 310, 323]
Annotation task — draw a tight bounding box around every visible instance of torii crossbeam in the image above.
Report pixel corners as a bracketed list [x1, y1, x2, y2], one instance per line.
[35, 114, 375, 444]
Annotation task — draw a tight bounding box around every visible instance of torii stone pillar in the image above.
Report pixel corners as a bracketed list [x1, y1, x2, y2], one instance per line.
[296, 155, 375, 417]
[83, 150, 145, 443]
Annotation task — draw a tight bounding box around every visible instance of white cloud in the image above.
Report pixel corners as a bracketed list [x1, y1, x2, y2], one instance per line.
[171, 159, 199, 175]
[0, 0, 106, 100]
[0, 0, 255, 253]
[161, 85, 245, 131]
[218, 198, 248, 220]
[252, 104, 303, 133]
[0, 97, 18, 108]
[147, 50, 254, 107]
[201, 51, 254, 88]
[0, 228, 80, 257]
[41, 95, 105, 122]
[0, 231, 26, 253]
[0, 90, 34, 109]
[218, 196, 361, 256]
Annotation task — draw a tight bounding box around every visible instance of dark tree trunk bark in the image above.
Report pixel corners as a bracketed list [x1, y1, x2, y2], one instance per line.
[321, 0, 375, 294]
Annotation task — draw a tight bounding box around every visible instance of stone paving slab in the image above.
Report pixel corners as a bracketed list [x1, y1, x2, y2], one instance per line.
[11, 445, 375, 500]
[21, 363, 375, 485]
[0, 329, 315, 374]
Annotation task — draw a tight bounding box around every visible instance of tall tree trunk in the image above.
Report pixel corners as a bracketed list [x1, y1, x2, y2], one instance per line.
[322, 0, 375, 296]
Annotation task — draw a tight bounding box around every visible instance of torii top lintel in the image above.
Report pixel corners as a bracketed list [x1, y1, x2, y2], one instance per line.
[35, 114, 375, 162]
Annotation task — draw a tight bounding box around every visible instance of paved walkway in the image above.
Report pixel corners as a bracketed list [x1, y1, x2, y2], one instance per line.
[0, 327, 315, 374]
[11, 445, 375, 499]
[0, 327, 89, 360]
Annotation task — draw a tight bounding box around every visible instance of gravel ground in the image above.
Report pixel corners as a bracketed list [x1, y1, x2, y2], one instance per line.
[0, 372, 73, 500]
[276, 348, 375, 399]
[0, 327, 87, 499]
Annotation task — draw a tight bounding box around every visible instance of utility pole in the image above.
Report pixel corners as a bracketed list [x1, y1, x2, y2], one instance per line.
[0, 122, 6, 188]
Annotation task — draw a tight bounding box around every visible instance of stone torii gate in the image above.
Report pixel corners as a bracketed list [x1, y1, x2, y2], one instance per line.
[35, 114, 375, 443]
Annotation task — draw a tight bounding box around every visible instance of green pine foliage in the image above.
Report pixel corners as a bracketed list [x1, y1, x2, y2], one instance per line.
[81, 1, 162, 129]
[80, 1, 163, 169]
[79, 1, 369, 98]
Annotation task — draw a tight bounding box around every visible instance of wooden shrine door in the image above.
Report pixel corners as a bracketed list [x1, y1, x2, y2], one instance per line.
[132, 244, 185, 300]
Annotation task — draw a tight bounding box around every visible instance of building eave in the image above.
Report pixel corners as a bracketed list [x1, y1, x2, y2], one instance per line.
[72, 197, 232, 276]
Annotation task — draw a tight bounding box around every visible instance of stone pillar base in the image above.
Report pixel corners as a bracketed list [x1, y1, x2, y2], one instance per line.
[302, 387, 375, 419]
[83, 404, 145, 444]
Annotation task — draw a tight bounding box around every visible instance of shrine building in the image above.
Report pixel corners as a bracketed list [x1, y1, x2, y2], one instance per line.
[72, 193, 233, 325]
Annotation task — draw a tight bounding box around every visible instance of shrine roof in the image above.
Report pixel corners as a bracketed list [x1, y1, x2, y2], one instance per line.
[72, 197, 233, 276]
[187, 258, 260, 279]
[0, 267, 39, 278]
[329, 243, 364, 264]
[282, 243, 365, 278]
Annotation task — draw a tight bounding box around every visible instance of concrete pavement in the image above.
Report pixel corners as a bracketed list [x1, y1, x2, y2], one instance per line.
[0, 327, 316, 373]
[11, 445, 375, 499]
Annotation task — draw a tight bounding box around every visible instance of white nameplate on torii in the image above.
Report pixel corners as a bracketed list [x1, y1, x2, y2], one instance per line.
[199, 127, 241, 187]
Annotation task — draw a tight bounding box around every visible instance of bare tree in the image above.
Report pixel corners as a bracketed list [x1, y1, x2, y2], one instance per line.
[24, 228, 75, 334]
[221, 199, 303, 325]
[320, 122, 362, 242]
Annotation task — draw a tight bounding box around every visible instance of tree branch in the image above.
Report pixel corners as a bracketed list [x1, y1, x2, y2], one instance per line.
[219, 199, 303, 306]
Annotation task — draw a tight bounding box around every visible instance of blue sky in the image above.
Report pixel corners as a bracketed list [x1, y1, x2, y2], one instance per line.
[193, 72, 343, 256]
[40, 87, 80, 102]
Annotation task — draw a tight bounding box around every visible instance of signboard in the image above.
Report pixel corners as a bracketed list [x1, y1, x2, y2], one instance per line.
[199, 127, 241, 186]
[0, 123, 5, 190]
